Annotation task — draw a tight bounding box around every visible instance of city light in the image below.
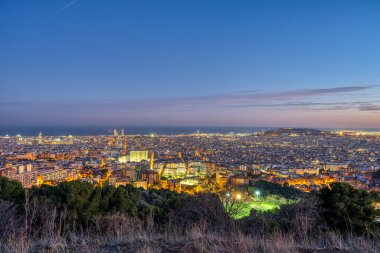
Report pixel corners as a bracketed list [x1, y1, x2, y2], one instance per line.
[255, 190, 261, 197]
[1, 127, 378, 199]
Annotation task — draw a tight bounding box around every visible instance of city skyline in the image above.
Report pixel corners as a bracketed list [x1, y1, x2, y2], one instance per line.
[2, 0, 380, 127]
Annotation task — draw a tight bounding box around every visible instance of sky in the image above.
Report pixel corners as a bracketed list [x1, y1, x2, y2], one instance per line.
[1, 0, 380, 128]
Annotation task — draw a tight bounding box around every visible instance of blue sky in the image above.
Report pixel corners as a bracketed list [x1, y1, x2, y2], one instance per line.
[1, 0, 380, 127]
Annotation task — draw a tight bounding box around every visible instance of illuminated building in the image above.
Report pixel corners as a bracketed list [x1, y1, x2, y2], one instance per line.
[113, 129, 120, 146]
[36, 167, 68, 185]
[150, 152, 154, 170]
[130, 150, 148, 162]
[324, 163, 348, 171]
[5, 164, 36, 188]
[140, 170, 159, 185]
[38, 131, 43, 144]
[122, 137, 127, 156]
[230, 174, 249, 186]
[216, 169, 232, 188]
[118, 155, 129, 163]
[122, 169, 136, 180]
[134, 180, 148, 190]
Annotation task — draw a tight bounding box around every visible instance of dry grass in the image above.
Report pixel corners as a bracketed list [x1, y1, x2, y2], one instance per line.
[2, 227, 379, 253]
[0, 199, 379, 253]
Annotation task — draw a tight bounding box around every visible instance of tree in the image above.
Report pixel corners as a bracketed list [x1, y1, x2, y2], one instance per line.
[222, 192, 247, 219]
[0, 176, 24, 203]
[252, 180, 304, 199]
[318, 182, 379, 233]
[169, 193, 229, 232]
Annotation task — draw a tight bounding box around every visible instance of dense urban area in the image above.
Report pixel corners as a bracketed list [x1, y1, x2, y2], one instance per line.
[2, 128, 380, 194]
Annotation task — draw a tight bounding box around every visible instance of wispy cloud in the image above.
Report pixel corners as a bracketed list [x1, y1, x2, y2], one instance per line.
[1, 85, 380, 116]
[50, 0, 80, 19]
[233, 85, 378, 101]
[2, 85, 380, 126]
[358, 104, 380, 111]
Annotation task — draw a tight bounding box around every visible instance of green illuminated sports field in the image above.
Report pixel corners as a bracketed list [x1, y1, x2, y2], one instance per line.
[233, 195, 299, 219]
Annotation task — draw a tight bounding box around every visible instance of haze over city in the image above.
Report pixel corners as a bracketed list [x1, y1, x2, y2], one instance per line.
[2, 0, 380, 128]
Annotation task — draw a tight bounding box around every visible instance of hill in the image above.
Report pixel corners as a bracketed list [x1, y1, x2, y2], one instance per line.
[264, 128, 332, 136]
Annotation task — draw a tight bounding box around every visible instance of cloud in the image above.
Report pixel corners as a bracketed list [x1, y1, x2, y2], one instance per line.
[148, 84, 379, 108]
[275, 85, 377, 97]
[1, 85, 379, 121]
[157, 85, 379, 109]
[358, 104, 380, 111]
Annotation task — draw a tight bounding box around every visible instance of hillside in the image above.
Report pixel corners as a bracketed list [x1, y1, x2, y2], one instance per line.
[0, 177, 378, 253]
[264, 128, 332, 136]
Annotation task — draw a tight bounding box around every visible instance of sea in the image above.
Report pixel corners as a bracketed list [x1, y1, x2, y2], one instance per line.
[1, 126, 379, 137]
[0, 126, 275, 136]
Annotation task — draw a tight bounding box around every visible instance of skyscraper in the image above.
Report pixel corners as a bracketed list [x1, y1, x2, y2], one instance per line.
[38, 131, 43, 144]
[113, 129, 119, 147]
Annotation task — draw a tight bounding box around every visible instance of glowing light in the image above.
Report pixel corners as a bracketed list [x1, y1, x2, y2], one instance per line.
[255, 190, 261, 197]
[236, 193, 242, 200]
[226, 192, 230, 197]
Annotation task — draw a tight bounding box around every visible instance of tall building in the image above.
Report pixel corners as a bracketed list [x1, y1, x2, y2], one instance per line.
[121, 128, 125, 136]
[38, 131, 43, 144]
[113, 129, 120, 146]
[150, 152, 154, 170]
[130, 151, 148, 162]
[122, 137, 127, 156]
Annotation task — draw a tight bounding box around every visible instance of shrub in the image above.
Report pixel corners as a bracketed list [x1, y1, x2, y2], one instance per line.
[0, 176, 24, 203]
[169, 193, 230, 233]
[318, 182, 379, 233]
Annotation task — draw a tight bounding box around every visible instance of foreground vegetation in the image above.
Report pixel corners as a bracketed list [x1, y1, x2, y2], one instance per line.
[0, 176, 379, 253]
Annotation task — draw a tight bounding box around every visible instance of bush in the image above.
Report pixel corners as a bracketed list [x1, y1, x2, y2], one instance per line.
[29, 181, 185, 229]
[0, 176, 24, 203]
[318, 182, 379, 233]
[169, 193, 230, 232]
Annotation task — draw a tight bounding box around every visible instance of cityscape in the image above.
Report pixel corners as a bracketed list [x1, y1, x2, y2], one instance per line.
[2, 127, 380, 196]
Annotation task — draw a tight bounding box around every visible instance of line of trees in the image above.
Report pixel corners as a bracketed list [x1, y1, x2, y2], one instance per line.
[0, 176, 379, 235]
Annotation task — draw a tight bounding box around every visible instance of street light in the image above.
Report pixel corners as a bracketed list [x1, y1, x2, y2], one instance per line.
[255, 190, 261, 198]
